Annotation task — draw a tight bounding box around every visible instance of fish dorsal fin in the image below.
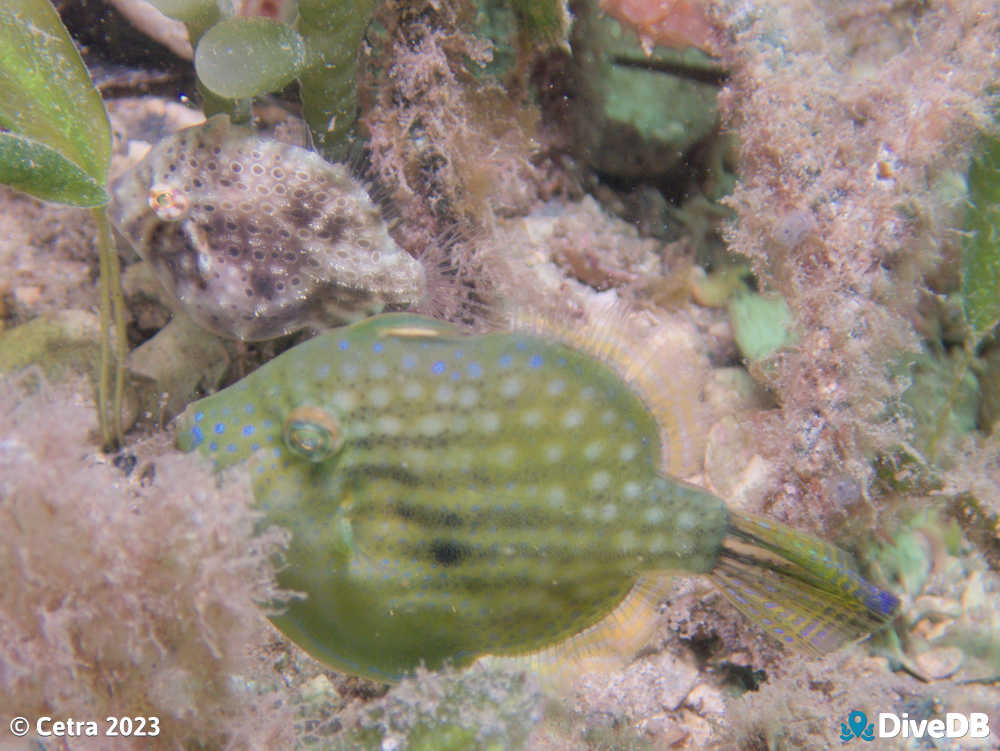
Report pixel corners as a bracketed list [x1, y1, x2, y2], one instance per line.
[511, 305, 706, 477]
[357, 313, 465, 340]
[479, 573, 675, 679]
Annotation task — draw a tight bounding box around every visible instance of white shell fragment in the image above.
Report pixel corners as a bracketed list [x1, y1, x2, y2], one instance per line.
[110, 114, 425, 340]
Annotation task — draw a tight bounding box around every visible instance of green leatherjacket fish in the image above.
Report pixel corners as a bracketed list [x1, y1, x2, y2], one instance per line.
[176, 313, 899, 681]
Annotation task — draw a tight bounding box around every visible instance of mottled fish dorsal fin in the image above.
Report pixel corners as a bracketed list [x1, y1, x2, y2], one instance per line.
[480, 573, 675, 678]
[201, 112, 233, 139]
[511, 304, 706, 477]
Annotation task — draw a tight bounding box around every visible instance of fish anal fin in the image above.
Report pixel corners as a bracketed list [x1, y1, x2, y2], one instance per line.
[480, 573, 675, 679]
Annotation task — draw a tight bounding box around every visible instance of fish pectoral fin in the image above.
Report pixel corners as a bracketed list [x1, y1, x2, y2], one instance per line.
[481, 573, 675, 679]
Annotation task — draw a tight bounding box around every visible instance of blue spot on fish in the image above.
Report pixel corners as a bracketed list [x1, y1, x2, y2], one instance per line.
[227, 444, 237, 453]
[209, 441, 218, 451]
[245, 404, 254, 414]
[451, 371, 460, 381]
[272, 447, 281, 458]
[339, 339, 350, 350]
[454, 349, 463, 359]
[866, 588, 900, 616]
[373, 341, 385, 353]
[194, 411, 204, 422]
[468, 362, 482, 378]
[214, 422, 226, 435]
[432, 361, 446, 375]
[242, 424, 255, 436]
[529, 354, 543, 368]
[251, 443, 260, 451]
[499, 354, 512, 368]
[402, 354, 417, 370]
[190, 425, 204, 446]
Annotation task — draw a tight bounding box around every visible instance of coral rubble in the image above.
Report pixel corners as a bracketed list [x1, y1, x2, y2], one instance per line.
[717, 0, 1000, 527]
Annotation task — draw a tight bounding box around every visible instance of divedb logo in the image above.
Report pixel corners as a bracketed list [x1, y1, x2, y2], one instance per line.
[840, 710, 991, 743]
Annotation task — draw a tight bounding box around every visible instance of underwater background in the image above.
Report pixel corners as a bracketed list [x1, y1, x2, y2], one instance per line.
[0, 0, 999, 748]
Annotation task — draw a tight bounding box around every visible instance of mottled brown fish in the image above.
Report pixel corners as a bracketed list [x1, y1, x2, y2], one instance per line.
[177, 313, 899, 680]
[110, 115, 425, 340]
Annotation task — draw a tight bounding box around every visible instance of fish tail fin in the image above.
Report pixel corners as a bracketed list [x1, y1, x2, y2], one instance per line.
[710, 511, 899, 654]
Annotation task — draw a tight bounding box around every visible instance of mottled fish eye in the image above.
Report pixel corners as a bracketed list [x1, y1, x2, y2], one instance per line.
[283, 406, 344, 462]
[147, 184, 190, 221]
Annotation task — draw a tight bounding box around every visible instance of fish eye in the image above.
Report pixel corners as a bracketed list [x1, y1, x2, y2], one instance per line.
[283, 406, 344, 462]
[147, 184, 191, 221]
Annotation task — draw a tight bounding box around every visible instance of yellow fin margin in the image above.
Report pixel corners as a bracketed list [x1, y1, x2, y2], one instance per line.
[478, 573, 675, 679]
